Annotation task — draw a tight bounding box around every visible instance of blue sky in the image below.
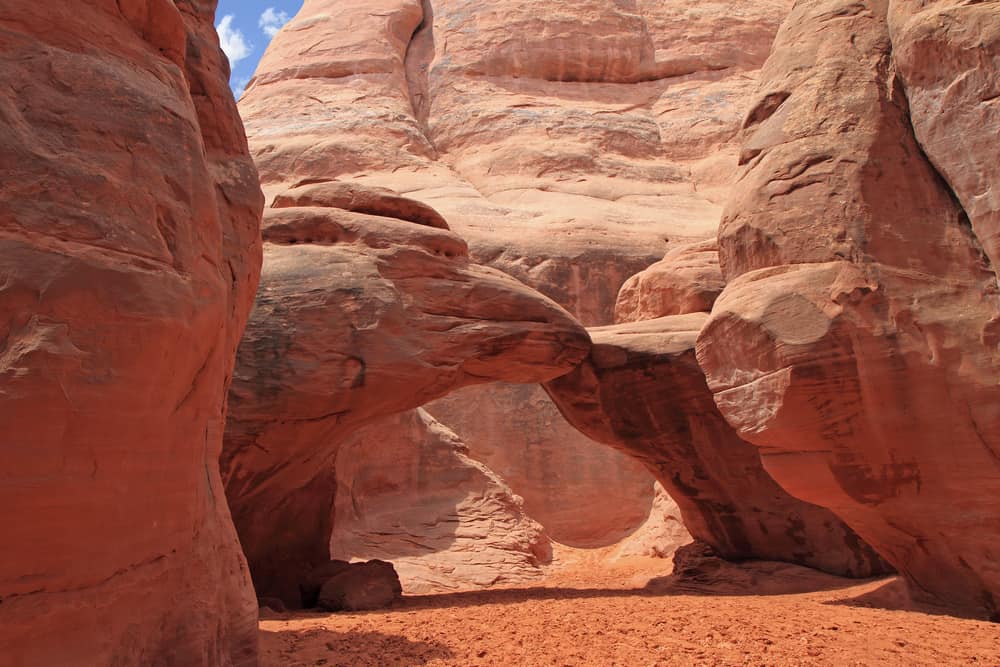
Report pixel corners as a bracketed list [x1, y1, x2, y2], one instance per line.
[215, 1, 304, 97]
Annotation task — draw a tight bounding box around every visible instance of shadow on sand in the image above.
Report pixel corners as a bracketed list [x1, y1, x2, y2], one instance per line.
[390, 558, 881, 613]
[259, 628, 454, 667]
[823, 577, 998, 622]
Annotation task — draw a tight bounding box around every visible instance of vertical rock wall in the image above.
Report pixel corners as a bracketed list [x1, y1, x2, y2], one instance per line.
[697, 0, 1000, 616]
[0, 1, 263, 664]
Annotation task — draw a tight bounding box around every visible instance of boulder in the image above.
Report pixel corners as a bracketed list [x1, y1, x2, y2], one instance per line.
[299, 560, 353, 609]
[317, 560, 403, 612]
[615, 240, 725, 323]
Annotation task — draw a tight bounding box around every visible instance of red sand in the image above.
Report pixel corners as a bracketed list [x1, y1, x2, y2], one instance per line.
[260, 547, 1000, 666]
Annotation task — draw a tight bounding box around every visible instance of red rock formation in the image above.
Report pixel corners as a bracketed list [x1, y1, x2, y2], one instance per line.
[309, 560, 403, 612]
[615, 240, 725, 323]
[887, 0, 1000, 269]
[546, 315, 888, 577]
[330, 409, 552, 593]
[0, 1, 262, 664]
[426, 385, 657, 547]
[611, 482, 693, 561]
[222, 190, 589, 605]
[697, 0, 1000, 616]
[236, 0, 793, 573]
[239, 0, 793, 548]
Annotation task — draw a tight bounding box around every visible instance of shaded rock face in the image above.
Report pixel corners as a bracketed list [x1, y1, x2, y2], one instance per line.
[546, 315, 888, 578]
[0, 1, 262, 665]
[300, 560, 403, 612]
[239, 0, 794, 552]
[330, 409, 551, 593]
[888, 0, 1000, 270]
[697, 0, 1000, 615]
[318, 560, 403, 612]
[425, 384, 656, 548]
[222, 189, 589, 605]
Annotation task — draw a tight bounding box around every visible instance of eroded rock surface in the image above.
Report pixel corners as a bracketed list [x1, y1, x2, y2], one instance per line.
[697, 0, 1000, 615]
[888, 0, 1000, 269]
[223, 190, 588, 605]
[425, 384, 656, 547]
[615, 240, 725, 323]
[611, 482, 693, 561]
[317, 561, 403, 612]
[546, 315, 887, 577]
[330, 409, 552, 593]
[0, 2, 262, 664]
[238, 0, 793, 551]
[241, 0, 792, 316]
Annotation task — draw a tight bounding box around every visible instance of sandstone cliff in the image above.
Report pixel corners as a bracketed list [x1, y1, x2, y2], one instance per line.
[329, 408, 552, 593]
[239, 0, 794, 555]
[0, 1, 262, 664]
[697, 0, 1000, 616]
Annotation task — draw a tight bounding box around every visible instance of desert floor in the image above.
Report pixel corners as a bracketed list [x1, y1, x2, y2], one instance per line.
[260, 546, 1000, 666]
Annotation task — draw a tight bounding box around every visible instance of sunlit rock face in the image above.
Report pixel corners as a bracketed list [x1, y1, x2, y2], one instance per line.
[0, 1, 263, 664]
[237, 0, 793, 553]
[697, 0, 1000, 617]
[329, 408, 553, 594]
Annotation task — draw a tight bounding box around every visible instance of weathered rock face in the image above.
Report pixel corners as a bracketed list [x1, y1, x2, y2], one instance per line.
[697, 0, 1000, 615]
[240, 0, 792, 314]
[546, 315, 888, 577]
[239, 0, 794, 552]
[887, 0, 1000, 270]
[0, 2, 262, 665]
[223, 189, 589, 605]
[330, 409, 552, 593]
[611, 482, 693, 561]
[615, 240, 725, 324]
[426, 385, 656, 547]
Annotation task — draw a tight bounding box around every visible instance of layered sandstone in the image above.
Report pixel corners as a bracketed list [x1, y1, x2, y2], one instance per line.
[241, 0, 791, 314]
[0, 2, 262, 665]
[615, 240, 725, 323]
[610, 482, 693, 561]
[546, 315, 887, 577]
[239, 0, 793, 549]
[697, 0, 1000, 616]
[425, 385, 656, 547]
[887, 0, 1000, 269]
[222, 188, 589, 605]
[330, 409, 552, 593]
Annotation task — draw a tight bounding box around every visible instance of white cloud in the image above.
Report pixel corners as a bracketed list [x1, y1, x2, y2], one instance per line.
[259, 7, 290, 38]
[231, 76, 251, 99]
[216, 14, 252, 68]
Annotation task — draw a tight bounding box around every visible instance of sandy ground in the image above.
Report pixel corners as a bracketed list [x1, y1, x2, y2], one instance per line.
[260, 546, 1000, 666]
